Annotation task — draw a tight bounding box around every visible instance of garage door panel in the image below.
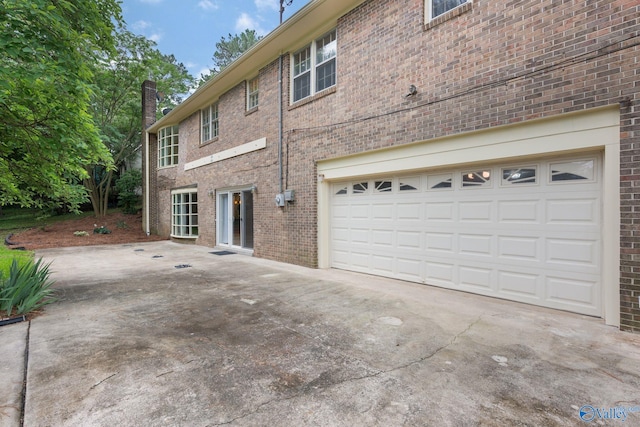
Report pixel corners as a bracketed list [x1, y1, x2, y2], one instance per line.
[497, 271, 541, 299]
[459, 201, 493, 222]
[546, 276, 598, 312]
[397, 231, 422, 249]
[371, 255, 394, 275]
[350, 228, 369, 244]
[371, 229, 393, 247]
[330, 154, 602, 317]
[546, 198, 599, 224]
[350, 204, 370, 219]
[396, 202, 422, 220]
[372, 203, 394, 220]
[425, 261, 455, 285]
[498, 236, 540, 260]
[459, 266, 493, 290]
[397, 257, 422, 281]
[426, 203, 455, 221]
[459, 234, 493, 256]
[426, 232, 455, 252]
[498, 200, 541, 223]
[546, 238, 598, 266]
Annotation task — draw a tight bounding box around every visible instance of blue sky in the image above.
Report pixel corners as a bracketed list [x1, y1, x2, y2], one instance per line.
[121, 0, 306, 80]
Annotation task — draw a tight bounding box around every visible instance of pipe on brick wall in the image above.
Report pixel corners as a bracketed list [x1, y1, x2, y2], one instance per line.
[145, 129, 150, 235]
[278, 54, 284, 194]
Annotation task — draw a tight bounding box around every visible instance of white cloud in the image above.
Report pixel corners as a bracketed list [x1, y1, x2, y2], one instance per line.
[235, 12, 266, 35]
[254, 0, 278, 11]
[132, 20, 151, 32]
[148, 32, 163, 42]
[198, 0, 218, 11]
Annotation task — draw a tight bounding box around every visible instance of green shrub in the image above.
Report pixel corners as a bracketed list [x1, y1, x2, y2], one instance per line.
[0, 258, 56, 316]
[115, 169, 142, 214]
[93, 226, 111, 234]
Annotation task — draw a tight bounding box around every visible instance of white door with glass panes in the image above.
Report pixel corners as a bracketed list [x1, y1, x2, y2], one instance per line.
[217, 189, 254, 249]
[330, 155, 602, 316]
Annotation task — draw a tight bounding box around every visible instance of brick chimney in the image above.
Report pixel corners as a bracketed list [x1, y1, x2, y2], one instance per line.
[141, 80, 158, 234]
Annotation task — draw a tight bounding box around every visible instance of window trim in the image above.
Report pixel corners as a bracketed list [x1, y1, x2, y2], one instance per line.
[171, 188, 198, 239]
[158, 125, 179, 168]
[426, 0, 471, 23]
[247, 77, 259, 111]
[291, 29, 337, 104]
[201, 102, 219, 144]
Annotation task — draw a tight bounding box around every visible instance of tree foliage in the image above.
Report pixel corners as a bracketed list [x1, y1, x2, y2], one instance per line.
[0, 0, 122, 212]
[85, 30, 194, 216]
[198, 29, 263, 86]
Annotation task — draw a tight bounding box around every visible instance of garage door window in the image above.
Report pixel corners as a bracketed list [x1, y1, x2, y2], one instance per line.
[353, 182, 368, 194]
[550, 160, 594, 182]
[462, 170, 491, 188]
[375, 180, 392, 193]
[502, 167, 537, 185]
[400, 177, 420, 191]
[428, 174, 453, 190]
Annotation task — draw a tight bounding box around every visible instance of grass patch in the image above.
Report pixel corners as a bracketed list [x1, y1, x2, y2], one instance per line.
[0, 206, 94, 235]
[0, 246, 33, 278]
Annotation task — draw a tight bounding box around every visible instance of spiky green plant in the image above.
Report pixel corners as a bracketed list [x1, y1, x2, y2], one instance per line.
[0, 258, 56, 317]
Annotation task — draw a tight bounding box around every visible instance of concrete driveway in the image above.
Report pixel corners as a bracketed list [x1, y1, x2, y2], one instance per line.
[1, 241, 640, 426]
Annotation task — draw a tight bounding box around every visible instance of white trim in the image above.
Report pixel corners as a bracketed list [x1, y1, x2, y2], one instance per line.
[426, 0, 471, 21]
[185, 137, 267, 171]
[317, 106, 620, 326]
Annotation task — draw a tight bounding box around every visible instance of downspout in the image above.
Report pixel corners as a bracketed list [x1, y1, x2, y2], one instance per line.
[278, 54, 284, 194]
[145, 130, 150, 235]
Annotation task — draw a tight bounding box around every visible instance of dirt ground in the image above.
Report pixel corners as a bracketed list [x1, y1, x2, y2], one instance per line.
[6, 212, 166, 250]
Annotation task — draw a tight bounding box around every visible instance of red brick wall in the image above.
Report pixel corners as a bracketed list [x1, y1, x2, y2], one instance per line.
[147, 0, 640, 330]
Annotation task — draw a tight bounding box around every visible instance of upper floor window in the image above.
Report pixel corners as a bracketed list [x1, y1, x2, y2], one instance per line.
[247, 77, 259, 110]
[428, 0, 469, 20]
[201, 102, 219, 143]
[292, 29, 336, 103]
[158, 125, 179, 168]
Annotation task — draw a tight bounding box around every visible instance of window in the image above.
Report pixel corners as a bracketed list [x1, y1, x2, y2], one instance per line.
[550, 160, 594, 182]
[353, 182, 368, 194]
[292, 29, 337, 102]
[462, 170, 491, 188]
[158, 125, 179, 168]
[247, 77, 259, 110]
[172, 190, 198, 238]
[201, 103, 219, 143]
[375, 180, 392, 193]
[428, 0, 469, 20]
[400, 177, 420, 191]
[502, 167, 537, 185]
[428, 174, 453, 190]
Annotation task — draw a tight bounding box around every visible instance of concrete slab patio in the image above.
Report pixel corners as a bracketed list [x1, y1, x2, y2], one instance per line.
[2, 241, 640, 426]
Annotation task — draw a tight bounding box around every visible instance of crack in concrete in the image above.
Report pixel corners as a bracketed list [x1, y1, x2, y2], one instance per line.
[207, 315, 482, 426]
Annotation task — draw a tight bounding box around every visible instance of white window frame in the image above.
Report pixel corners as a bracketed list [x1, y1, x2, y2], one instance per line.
[247, 77, 259, 110]
[426, 0, 470, 21]
[171, 189, 198, 238]
[158, 125, 179, 168]
[291, 29, 337, 103]
[201, 102, 219, 143]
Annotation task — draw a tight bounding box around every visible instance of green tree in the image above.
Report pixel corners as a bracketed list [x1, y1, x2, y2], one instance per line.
[0, 0, 122, 213]
[198, 29, 262, 86]
[86, 30, 194, 216]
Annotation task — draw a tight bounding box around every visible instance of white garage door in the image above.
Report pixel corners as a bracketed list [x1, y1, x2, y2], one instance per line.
[330, 155, 602, 316]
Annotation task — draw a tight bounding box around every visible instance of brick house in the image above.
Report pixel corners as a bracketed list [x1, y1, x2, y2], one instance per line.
[142, 0, 640, 332]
